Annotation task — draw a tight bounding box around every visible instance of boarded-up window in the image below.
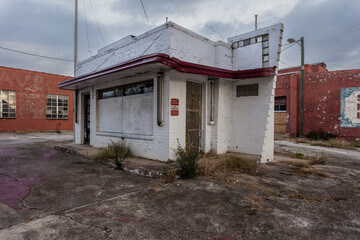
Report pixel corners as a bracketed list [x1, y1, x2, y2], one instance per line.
[236, 84, 258, 97]
[97, 80, 154, 135]
[275, 96, 286, 112]
[0, 90, 16, 118]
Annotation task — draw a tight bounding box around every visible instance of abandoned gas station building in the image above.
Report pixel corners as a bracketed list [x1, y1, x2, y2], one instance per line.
[59, 22, 283, 162]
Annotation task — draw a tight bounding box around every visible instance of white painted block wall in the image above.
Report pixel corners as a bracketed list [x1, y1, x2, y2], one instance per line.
[230, 76, 275, 162]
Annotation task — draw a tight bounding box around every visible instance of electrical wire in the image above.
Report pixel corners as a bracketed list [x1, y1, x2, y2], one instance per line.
[0, 45, 73, 62]
[94, 52, 115, 72]
[281, 43, 296, 52]
[140, 0, 151, 30]
[280, 60, 294, 68]
[205, 24, 225, 42]
[89, 0, 106, 45]
[83, 0, 92, 56]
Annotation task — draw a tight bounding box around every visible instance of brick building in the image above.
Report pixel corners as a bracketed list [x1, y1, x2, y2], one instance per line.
[275, 63, 360, 141]
[0, 66, 74, 132]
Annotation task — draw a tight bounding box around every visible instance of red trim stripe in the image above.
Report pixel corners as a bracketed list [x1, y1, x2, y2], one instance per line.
[59, 53, 276, 89]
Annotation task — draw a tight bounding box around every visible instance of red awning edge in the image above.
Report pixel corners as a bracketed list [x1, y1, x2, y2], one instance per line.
[59, 53, 276, 89]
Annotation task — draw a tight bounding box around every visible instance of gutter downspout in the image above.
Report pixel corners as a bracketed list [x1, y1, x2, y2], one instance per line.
[157, 72, 164, 127]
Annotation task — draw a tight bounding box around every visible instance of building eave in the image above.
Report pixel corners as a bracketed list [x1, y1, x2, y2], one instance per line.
[59, 53, 276, 90]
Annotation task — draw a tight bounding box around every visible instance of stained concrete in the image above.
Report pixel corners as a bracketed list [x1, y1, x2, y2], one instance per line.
[0, 132, 359, 239]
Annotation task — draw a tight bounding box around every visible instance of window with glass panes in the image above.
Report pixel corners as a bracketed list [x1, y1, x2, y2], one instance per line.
[0, 90, 16, 118]
[46, 94, 69, 119]
[274, 96, 286, 112]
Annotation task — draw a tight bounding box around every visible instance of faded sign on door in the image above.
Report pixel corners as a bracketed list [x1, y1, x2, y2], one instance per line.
[340, 87, 360, 127]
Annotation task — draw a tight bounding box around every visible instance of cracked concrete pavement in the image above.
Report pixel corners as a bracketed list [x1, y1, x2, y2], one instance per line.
[0, 132, 359, 239]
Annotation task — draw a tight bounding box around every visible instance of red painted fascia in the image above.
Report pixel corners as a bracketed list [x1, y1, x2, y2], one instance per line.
[59, 53, 276, 89]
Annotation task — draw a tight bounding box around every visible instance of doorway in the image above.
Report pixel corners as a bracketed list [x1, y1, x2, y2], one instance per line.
[83, 94, 91, 144]
[186, 82, 202, 149]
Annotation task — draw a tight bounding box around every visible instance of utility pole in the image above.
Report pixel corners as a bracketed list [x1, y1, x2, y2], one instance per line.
[74, 0, 78, 125]
[74, 0, 78, 72]
[255, 14, 258, 30]
[300, 36, 305, 137]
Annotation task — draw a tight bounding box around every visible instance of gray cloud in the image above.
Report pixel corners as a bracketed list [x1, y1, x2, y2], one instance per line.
[280, 0, 360, 70]
[0, 0, 358, 75]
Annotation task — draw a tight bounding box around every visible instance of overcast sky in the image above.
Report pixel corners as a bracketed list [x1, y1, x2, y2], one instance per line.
[0, 0, 359, 76]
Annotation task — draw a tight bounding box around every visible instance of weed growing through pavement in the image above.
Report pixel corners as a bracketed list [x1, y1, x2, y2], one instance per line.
[95, 140, 131, 169]
[175, 142, 199, 179]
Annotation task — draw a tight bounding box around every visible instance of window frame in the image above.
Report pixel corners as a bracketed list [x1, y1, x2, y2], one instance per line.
[0, 90, 16, 119]
[46, 94, 69, 120]
[274, 96, 287, 112]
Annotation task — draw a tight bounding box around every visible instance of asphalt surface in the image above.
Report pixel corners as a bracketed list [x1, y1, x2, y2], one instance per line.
[0, 132, 359, 239]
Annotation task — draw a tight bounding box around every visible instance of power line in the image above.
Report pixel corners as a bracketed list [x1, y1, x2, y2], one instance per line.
[281, 43, 296, 52]
[205, 24, 225, 42]
[279, 60, 294, 68]
[0, 45, 73, 62]
[89, 0, 106, 45]
[83, 0, 92, 56]
[140, 0, 151, 30]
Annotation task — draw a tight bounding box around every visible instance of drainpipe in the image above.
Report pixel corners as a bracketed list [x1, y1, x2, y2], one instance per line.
[157, 72, 164, 127]
[208, 78, 216, 125]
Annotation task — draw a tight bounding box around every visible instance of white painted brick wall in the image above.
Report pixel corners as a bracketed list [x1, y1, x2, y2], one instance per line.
[230, 76, 275, 162]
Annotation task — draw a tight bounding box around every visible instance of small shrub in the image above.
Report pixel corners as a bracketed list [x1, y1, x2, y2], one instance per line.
[308, 154, 327, 165]
[307, 129, 337, 141]
[162, 169, 177, 183]
[108, 140, 131, 169]
[95, 140, 131, 169]
[56, 129, 61, 134]
[294, 152, 304, 159]
[175, 143, 199, 179]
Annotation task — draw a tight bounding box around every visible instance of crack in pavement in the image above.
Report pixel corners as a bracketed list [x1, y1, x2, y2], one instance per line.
[0, 172, 22, 181]
[57, 214, 112, 238]
[19, 186, 41, 211]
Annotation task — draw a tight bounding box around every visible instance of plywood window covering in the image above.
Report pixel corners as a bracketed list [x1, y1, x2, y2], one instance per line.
[236, 84, 258, 97]
[46, 94, 69, 119]
[0, 90, 16, 118]
[275, 96, 286, 112]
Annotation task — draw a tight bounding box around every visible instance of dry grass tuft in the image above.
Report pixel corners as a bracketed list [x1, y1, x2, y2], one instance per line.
[198, 153, 258, 176]
[295, 168, 328, 178]
[295, 138, 358, 150]
[308, 154, 327, 165]
[288, 193, 306, 199]
[162, 169, 177, 184]
[278, 160, 309, 168]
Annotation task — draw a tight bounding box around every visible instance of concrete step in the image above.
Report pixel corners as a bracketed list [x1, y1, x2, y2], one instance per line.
[54, 143, 178, 178]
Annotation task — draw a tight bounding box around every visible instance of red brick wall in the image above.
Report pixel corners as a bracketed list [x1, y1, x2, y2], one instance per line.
[276, 64, 360, 141]
[304, 70, 360, 140]
[0, 66, 74, 131]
